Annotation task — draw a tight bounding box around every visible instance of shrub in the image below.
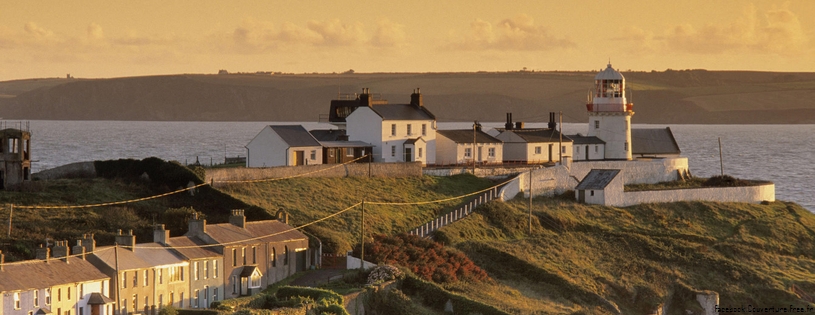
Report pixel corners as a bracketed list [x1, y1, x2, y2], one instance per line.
[158, 305, 178, 315]
[367, 265, 404, 285]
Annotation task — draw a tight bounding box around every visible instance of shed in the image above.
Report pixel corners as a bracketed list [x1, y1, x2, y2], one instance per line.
[575, 169, 624, 206]
[246, 125, 323, 167]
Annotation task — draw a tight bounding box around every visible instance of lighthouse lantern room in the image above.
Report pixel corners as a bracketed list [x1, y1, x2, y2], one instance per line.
[586, 63, 634, 160]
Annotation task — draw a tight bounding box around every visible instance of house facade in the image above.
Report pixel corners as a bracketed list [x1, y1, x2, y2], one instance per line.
[567, 134, 606, 161]
[157, 226, 225, 310]
[495, 128, 573, 164]
[185, 211, 310, 298]
[0, 128, 32, 189]
[246, 125, 323, 167]
[435, 129, 503, 165]
[344, 89, 436, 165]
[575, 169, 624, 205]
[1, 244, 113, 315]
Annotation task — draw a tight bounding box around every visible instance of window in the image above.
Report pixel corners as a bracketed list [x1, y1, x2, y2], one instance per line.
[624, 142, 629, 151]
[418, 148, 422, 158]
[577, 146, 580, 153]
[488, 148, 495, 158]
[310, 150, 316, 160]
[391, 124, 396, 136]
[45, 289, 51, 305]
[168, 266, 184, 283]
[590, 190, 595, 196]
[159, 295, 163, 308]
[132, 294, 137, 311]
[133, 271, 138, 287]
[242, 247, 246, 265]
[329, 149, 334, 157]
[250, 273, 262, 288]
[68, 287, 71, 300]
[144, 270, 148, 286]
[391, 146, 395, 157]
[232, 249, 237, 266]
[232, 276, 238, 294]
[34, 290, 39, 307]
[595, 145, 598, 153]
[14, 292, 20, 309]
[407, 124, 412, 135]
[194, 262, 199, 280]
[194, 290, 200, 308]
[58, 288, 62, 302]
[203, 286, 209, 308]
[213, 260, 218, 278]
[534, 146, 541, 155]
[79, 284, 83, 299]
[158, 268, 163, 284]
[213, 288, 218, 303]
[284, 246, 289, 265]
[422, 124, 427, 136]
[464, 148, 471, 158]
[594, 121, 599, 129]
[204, 261, 208, 279]
[272, 248, 277, 267]
[252, 246, 257, 264]
[346, 148, 354, 157]
[122, 272, 127, 288]
[562, 146, 566, 154]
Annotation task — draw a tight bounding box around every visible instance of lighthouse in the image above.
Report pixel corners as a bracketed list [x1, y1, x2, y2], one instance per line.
[586, 63, 634, 160]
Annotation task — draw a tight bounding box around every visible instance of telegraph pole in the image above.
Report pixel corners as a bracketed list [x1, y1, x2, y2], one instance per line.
[472, 121, 477, 174]
[558, 111, 563, 163]
[114, 243, 121, 315]
[528, 170, 533, 235]
[6, 204, 12, 238]
[360, 201, 365, 271]
[718, 137, 724, 176]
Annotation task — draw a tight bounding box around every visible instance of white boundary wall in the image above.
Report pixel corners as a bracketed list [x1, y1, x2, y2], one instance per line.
[620, 184, 775, 207]
[570, 157, 688, 185]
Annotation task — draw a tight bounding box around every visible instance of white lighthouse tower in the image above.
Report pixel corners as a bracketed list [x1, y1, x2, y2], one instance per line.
[586, 63, 633, 160]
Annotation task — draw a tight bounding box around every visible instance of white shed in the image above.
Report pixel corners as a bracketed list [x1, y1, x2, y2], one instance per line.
[246, 125, 323, 167]
[575, 169, 624, 206]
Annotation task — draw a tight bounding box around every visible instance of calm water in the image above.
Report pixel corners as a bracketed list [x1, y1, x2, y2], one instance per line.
[23, 120, 814, 211]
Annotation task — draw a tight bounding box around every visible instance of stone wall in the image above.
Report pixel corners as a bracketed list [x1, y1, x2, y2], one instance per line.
[621, 184, 775, 207]
[423, 165, 537, 179]
[499, 165, 577, 201]
[570, 157, 689, 185]
[206, 162, 423, 185]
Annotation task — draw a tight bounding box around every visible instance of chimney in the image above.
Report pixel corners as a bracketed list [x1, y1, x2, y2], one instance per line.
[515, 121, 524, 130]
[36, 244, 51, 261]
[1, 250, 5, 271]
[474, 121, 482, 132]
[115, 229, 136, 252]
[72, 240, 86, 260]
[410, 88, 423, 107]
[186, 212, 207, 237]
[229, 209, 246, 228]
[360, 88, 373, 107]
[505, 113, 513, 130]
[153, 224, 170, 245]
[276, 209, 289, 225]
[81, 234, 96, 253]
[338, 134, 349, 141]
[548, 112, 557, 130]
[53, 240, 69, 262]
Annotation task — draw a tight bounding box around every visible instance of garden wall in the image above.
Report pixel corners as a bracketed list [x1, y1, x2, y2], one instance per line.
[206, 162, 422, 186]
[620, 184, 775, 207]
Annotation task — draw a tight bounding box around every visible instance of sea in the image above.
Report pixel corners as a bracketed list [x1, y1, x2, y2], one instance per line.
[20, 120, 814, 211]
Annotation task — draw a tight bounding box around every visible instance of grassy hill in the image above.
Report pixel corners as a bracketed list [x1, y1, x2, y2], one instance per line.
[1, 70, 815, 123]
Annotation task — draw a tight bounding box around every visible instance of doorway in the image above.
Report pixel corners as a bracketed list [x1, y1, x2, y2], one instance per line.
[294, 151, 304, 166]
[404, 148, 412, 162]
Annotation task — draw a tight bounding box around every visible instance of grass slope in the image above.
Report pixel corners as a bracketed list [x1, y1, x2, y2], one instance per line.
[434, 196, 815, 314]
[216, 174, 496, 253]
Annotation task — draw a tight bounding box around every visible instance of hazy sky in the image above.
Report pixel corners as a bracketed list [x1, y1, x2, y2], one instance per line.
[1, 1, 813, 80]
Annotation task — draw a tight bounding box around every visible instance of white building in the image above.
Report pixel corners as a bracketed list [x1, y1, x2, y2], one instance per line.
[586, 63, 634, 160]
[345, 89, 436, 164]
[246, 125, 323, 167]
[494, 128, 572, 164]
[567, 134, 605, 161]
[574, 169, 624, 206]
[436, 128, 503, 165]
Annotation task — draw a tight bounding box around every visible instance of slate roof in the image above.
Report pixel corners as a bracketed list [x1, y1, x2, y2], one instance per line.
[632, 127, 681, 155]
[91, 242, 187, 271]
[87, 292, 115, 305]
[318, 141, 373, 148]
[437, 129, 502, 144]
[368, 104, 435, 121]
[575, 169, 621, 190]
[204, 220, 308, 247]
[269, 125, 321, 147]
[566, 134, 606, 145]
[404, 137, 425, 145]
[309, 129, 346, 141]
[239, 265, 260, 277]
[166, 236, 221, 260]
[0, 256, 109, 292]
[501, 129, 573, 143]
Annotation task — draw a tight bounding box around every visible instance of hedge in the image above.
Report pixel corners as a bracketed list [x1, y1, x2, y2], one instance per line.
[400, 275, 510, 315]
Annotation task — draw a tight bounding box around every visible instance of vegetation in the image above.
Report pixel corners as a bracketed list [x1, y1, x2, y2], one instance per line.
[625, 175, 772, 191]
[434, 197, 815, 314]
[217, 174, 496, 253]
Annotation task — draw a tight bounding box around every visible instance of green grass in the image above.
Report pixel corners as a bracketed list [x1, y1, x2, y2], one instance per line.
[434, 197, 815, 314]
[216, 174, 496, 253]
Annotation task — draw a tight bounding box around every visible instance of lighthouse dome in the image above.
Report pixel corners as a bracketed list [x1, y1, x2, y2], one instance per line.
[595, 63, 624, 80]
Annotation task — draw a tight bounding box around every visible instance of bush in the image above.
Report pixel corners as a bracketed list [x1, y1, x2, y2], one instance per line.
[356, 234, 489, 284]
[276, 286, 344, 306]
[367, 265, 404, 285]
[158, 305, 178, 315]
[367, 288, 426, 315]
[401, 274, 510, 315]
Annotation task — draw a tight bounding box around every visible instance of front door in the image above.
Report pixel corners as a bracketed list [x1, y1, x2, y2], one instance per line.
[405, 147, 412, 162]
[578, 190, 585, 202]
[477, 147, 482, 163]
[294, 151, 304, 166]
[585, 145, 589, 160]
[548, 144, 553, 162]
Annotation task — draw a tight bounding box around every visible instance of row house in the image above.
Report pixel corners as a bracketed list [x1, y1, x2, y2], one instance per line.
[435, 128, 503, 166]
[0, 240, 113, 315]
[160, 227, 224, 309]
[185, 210, 310, 298]
[88, 230, 189, 315]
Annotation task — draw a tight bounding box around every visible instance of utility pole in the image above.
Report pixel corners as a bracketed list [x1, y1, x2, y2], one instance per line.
[718, 137, 724, 176]
[114, 243, 121, 315]
[558, 111, 563, 163]
[472, 121, 477, 174]
[7, 204, 13, 238]
[360, 201, 365, 271]
[528, 170, 533, 235]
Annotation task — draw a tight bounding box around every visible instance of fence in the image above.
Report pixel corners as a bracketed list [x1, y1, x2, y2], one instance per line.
[407, 185, 503, 238]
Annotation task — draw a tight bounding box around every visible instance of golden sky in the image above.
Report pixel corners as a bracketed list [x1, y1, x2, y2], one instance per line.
[1, 0, 813, 80]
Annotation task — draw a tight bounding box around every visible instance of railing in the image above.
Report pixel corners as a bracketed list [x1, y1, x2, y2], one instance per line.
[586, 103, 633, 112]
[407, 184, 505, 238]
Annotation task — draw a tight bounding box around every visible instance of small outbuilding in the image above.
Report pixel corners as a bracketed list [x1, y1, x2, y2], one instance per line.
[0, 128, 31, 189]
[435, 129, 503, 165]
[575, 169, 624, 206]
[246, 125, 323, 167]
[566, 134, 605, 161]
